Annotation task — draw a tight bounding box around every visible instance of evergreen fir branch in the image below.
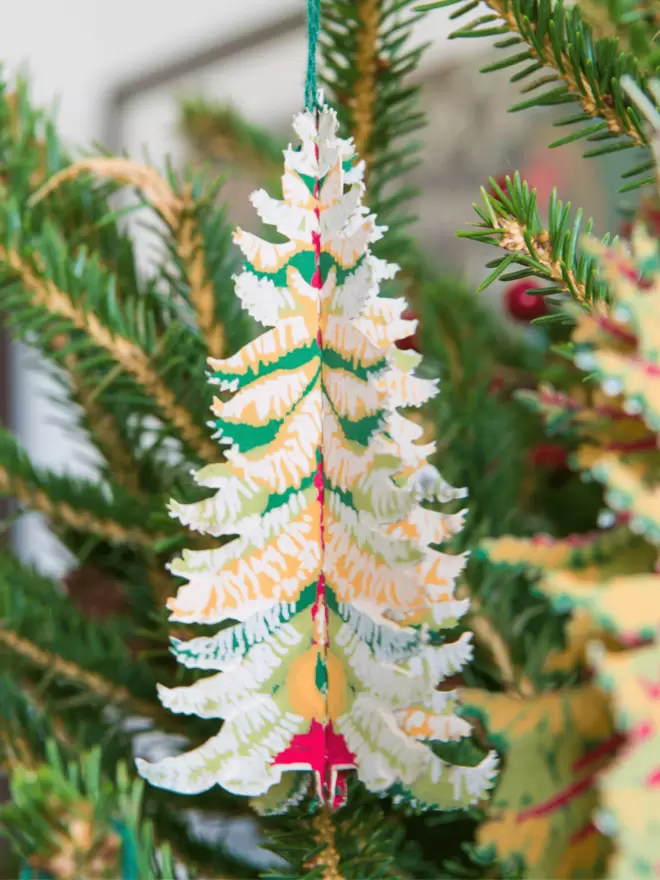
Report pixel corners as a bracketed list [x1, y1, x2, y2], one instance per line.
[303, 810, 343, 878]
[462, 589, 535, 696]
[577, 0, 660, 73]
[458, 173, 611, 307]
[320, 0, 429, 263]
[344, 0, 379, 172]
[0, 677, 255, 879]
[176, 187, 227, 359]
[33, 155, 254, 368]
[0, 426, 167, 547]
[0, 242, 218, 462]
[0, 81, 161, 494]
[263, 788, 436, 880]
[0, 627, 170, 726]
[0, 553, 177, 727]
[49, 333, 142, 494]
[419, 0, 656, 187]
[166, 170, 254, 361]
[0, 743, 178, 880]
[180, 98, 285, 177]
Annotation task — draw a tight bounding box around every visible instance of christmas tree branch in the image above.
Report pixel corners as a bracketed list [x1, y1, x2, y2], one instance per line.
[50, 334, 141, 494]
[1, 247, 218, 461]
[0, 627, 170, 725]
[578, 0, 660, 73]
[351, 0, 379, 178]
[1, 744, 179, 880]
[0, 427, 167, 547]
[176, 189, 225, 358]
[0, 463, 158, 549]
[33, 157, 252, 368]
[463, 589, 535, 696]
[321, 0, 428, 258]
[180, 98, 284, 178]
[419, 0, 655, 188]
[458, 173, 610, 308]
[0, 553, 177, 725]
[19, 679, 78, 751]
[305, 809, 343, 879]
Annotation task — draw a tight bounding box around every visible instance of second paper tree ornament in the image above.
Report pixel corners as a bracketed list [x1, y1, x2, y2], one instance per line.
[136, 104, 497, 813]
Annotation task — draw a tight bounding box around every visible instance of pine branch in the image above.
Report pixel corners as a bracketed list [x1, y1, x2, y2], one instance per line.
[320, 0, 429, 263]
[180, 98, 285, 178]
[419, 0, 657, 189]
[0, 243, 218, 462]
[0, 552, 174, 723]
[166, 172, 253, 361]
[304, 810, 343, 879]
[49, 333, 141, 494]
[349, 0, 380, 176]
[1, 81, 141, 290]
[0, 426, 167, 547]
[460, 587, 535, 696]
[0, 676, 255, 879]
[263, 788, 434, 880]
[578, 0, 660, 73]
[33, 156, 253, 368]
[176, 186, 225, 358]
[1, 743, 178, 880]
[0, 81, 160, 496]
[458, 172, 611, 308]
[0, 628, 170, 726]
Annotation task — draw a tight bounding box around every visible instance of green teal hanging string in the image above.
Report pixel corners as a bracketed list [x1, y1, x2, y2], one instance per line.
[305, 0, 321, 111]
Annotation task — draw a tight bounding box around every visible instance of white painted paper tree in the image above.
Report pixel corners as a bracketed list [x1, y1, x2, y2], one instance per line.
[137, 104, 498, 814]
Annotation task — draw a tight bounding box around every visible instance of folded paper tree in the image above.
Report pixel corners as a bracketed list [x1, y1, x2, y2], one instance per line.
[136, 103, 497, 814]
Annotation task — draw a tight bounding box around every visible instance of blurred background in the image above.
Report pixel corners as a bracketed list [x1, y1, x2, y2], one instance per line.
[0, 0, 617, 572]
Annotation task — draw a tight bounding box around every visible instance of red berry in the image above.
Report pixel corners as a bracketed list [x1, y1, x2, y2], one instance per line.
[488, 374, 505, 395]
[504, 279, 547, 322]
[396, 308, 420, 352]
[528, 443, 569, 471]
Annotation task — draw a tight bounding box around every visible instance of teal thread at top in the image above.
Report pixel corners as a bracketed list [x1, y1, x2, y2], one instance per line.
[305, 0, 321, 111]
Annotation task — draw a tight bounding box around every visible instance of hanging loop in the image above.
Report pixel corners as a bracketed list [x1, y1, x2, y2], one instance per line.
[305, 0, 321, 111]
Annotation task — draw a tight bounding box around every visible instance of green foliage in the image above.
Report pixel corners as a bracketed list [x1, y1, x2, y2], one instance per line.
[0, 425, 170, 544]
[262, 787, 440, 880]
[419, 0, 657, 190]
[0, 551, 161, 708]
[577, 0, 660, 73]
[181, 97, 286, 175]
[1, 743, 177, 880]
[320, 0, 429, 268]
[0, 206, 210, 459]
[155, 165, 256, 357]
[458, 172, 612, 306]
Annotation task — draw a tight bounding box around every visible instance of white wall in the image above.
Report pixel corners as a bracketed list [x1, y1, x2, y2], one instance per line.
[0, 0, 483, 574]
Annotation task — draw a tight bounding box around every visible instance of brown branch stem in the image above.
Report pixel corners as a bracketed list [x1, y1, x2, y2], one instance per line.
[496, 219, 608, 313]
[305, 809, 344, 880]
[0, 627, 175, 729]
[484, 0, 645, 148]
[461, 588, 535, 697]
[352, 0, 379, 181]
[0, 466, 159, 548]
[51, 334, 141, 494]
[3, 248, 218, 462]
[177, 192, 225, 359]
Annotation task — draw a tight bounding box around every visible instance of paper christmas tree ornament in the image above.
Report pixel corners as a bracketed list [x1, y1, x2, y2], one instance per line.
[136, 104, 497, 813]
[481, 215, 660, 873]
